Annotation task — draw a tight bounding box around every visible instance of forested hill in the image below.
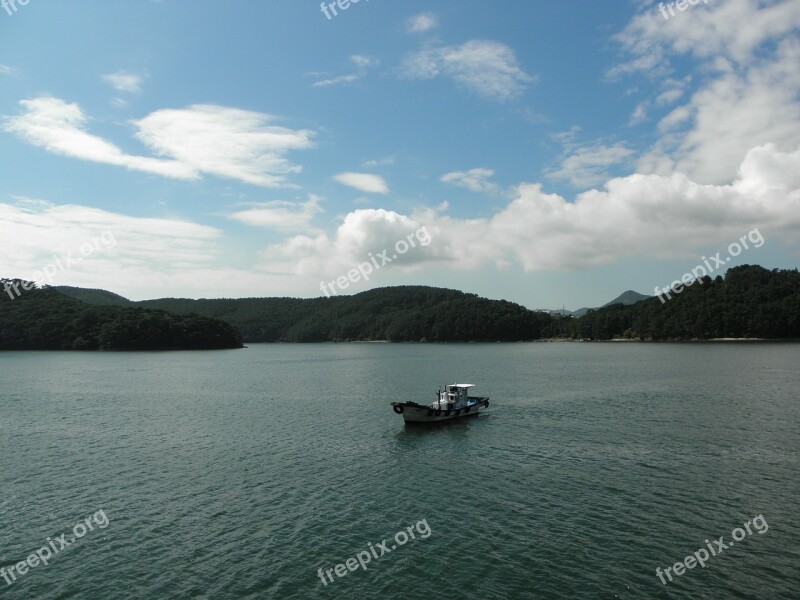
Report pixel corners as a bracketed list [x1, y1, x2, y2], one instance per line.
[53, 285, 132, 307]
[50, 265, 800, 342]
[562, 265, 800, 340]
[1, 280, 243, 350]
[135, 286, 554, 342]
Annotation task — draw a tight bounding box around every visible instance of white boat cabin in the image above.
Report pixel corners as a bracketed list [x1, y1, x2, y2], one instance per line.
[436, 384, 475, 408]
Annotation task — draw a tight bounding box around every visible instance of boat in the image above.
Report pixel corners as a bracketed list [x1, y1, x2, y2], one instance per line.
[391, 383, 490, 423]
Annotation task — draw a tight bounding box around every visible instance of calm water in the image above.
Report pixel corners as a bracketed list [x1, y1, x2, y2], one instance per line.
[1, 343, 798, 599]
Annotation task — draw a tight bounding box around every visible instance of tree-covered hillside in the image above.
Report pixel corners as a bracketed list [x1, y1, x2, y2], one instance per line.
[138, 286, 555, 342]
[49, 265, 800, 343]
[556, 265, 800, 340]
[54, 285, 133, 307]
[1, 280, 243, 350]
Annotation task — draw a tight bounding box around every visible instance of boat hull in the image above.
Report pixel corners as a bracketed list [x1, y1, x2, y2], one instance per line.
[391, 398, 490, 423]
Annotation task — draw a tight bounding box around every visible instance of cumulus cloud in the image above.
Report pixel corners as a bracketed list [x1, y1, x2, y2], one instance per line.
[333, 172, 389, 194]
[609, 0, 800, 184]
[266, 144, 800, 277]
[402, 39, 533, 102]
[612, 0, 800, 73]
[2, 97, 315, 187]
[261, 208, 437, 277]
[639, 39, 800, 183]
[4, 146, 797, 297]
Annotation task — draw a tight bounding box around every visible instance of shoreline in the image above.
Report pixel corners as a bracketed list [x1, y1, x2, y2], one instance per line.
[242, 337, 797, 344]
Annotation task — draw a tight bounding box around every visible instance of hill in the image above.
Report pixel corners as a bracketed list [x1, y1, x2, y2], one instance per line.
[48, 265, 800, 342]
[1, 280, 243, 350]
[55, 285, 133, 307]
[548, 289, 651, 317]
[602, 289, 651, 307]
[557, 266, 800, 340]
[136, 286, 555, 342]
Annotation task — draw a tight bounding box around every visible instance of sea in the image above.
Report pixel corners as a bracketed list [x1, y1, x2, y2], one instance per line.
[1, 342, 798, 599]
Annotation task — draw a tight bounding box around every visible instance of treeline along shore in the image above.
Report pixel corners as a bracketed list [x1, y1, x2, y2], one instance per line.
[1, 264, 790, 349]
[1, 281, 243, 350]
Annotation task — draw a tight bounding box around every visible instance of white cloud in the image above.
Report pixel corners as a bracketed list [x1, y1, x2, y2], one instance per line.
[406, 12, 438, 34]
[612, 0, 800, 74]
[226, 195, 322, 233]
[546, 144, 635, 188]
[2, 97, 196, 180]
[312, 55, 378, 87]
[0, 199, 322, 299]
[261, 208, 437, 277]
[5, 146, 797, 297]
[3, 97, 315, 187]
[655, 82, 686, 106]
[0, 64, 13, 75]
[0, 199, 220, 290]
[102, 71, 145, 94]
[550, 126, 582, 145]
[312, 73, 360, 88]
[640, 39, 800, 183]
[441, 168, 500, 194]
[333, 172, 389, 194]
[350, 54, 378, 69]
[266, 144, 800, 277]
[134, 104, 315, 187]
[363, 155, 395, 168]
[629, 103, 648, 126]
[402, 39, 533, 102]
[605, 51, 668, 82]
[610, 0, 800, 184]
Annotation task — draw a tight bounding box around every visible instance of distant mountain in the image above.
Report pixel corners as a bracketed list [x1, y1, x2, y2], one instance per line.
[55, 285, 132, 307]
[545, 289, 651, 317]
[603, 290, 651, 307]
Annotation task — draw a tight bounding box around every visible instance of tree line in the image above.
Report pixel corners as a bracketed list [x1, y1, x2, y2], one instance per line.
[37, 264, 800, 346]
[1, 280, 243, 350]
[131, 265, 800, 342]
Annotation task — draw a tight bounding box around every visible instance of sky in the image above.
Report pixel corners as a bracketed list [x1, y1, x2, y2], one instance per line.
[1, 0, 798, 310]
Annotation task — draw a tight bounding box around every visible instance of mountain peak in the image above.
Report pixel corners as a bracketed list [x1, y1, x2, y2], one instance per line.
[602, 290, 651, 307]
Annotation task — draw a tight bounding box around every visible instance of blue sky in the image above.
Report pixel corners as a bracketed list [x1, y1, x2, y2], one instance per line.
[1, 0, 798, 308]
